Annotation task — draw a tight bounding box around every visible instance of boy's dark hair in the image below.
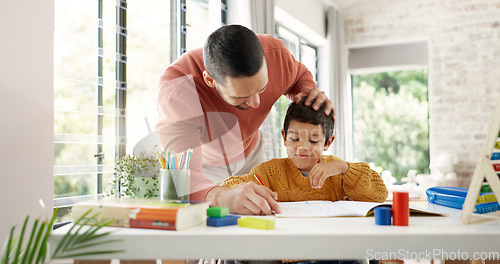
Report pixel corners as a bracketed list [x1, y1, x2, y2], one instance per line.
[203, 25, 265, 84]
[283, 96, 335, 145]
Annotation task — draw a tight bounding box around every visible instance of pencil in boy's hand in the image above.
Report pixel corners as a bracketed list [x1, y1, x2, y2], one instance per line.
[253, 174, 264, 185]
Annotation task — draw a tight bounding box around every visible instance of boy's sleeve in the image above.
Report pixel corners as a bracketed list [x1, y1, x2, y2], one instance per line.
[220, 165, 267, 188]
[341, 162, 388, 202]
[221, 173, 253, 187]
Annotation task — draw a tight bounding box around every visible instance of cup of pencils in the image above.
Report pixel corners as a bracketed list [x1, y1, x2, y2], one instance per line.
[158, 149, 192, 201]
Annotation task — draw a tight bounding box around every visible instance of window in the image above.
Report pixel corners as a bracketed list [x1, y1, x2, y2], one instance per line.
[271, 24, 318, 157]
[351, 70, 429, 181]
[348, 42, 429, 182]
[186, 0, 210, 51]
[54, 1, 120, 208]
[53, 0, 225, 217]
[186, 0, 226, 51]
[126, 0, 171, 154]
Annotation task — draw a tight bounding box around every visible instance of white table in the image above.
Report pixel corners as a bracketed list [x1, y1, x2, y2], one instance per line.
[50, 202, 500, 260]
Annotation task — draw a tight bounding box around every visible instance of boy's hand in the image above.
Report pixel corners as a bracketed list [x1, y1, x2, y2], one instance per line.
[309, 160, 348, 189]
[214, 182, 281, 215]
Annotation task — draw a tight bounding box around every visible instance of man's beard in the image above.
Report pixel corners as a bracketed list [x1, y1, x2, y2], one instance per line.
[234, 104, 250, 110]
[216, 87, 251, 110]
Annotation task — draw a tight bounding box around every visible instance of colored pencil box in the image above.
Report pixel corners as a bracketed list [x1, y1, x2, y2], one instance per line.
[426, 186, 500, 214]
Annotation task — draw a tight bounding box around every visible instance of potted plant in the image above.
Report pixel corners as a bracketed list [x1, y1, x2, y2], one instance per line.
[1, 201, 123, 264]
[105, 152, 160, 199]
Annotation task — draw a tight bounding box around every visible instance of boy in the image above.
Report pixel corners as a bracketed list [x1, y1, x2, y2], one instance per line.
[221, 97, 388, 204]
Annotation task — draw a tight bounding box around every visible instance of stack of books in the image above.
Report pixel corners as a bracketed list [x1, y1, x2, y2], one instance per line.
[71, 198, 210, 231]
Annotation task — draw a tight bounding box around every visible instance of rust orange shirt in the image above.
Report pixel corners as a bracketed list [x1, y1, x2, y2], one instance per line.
[155, 34, 316, 201]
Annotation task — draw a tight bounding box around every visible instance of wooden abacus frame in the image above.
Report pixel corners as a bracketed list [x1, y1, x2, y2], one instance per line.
[460, 98, 500, 224]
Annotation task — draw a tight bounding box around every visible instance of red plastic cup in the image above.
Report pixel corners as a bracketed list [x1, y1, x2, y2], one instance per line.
[392, 191, 409, 226]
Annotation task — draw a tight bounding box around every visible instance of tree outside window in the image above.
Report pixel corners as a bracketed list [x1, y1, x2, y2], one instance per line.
[352, 69, 430, 181]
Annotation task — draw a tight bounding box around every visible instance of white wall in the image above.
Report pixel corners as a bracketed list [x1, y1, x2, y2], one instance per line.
[228, 0, 328, 44]
[0, 0, 54, 243]
[342, 0, 500, 185]
[275, 0, 326, 45]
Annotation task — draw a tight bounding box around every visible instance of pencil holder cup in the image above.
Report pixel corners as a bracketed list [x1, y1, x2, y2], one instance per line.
[160, 169, 190, 201]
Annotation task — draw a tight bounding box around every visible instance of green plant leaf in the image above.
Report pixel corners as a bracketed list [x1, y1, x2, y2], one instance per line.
[53, 249, 125, 259]
[51, 209, 123, 260]
[52, 210, 91, 258]
[72, 218, 112, 244]
[2, 207, 123, 264]
[12, 216, 29, 264]
[21, 219, 38, 264]
[57, 239, 123, 256]
[1, 224, 15, 264]
[36, 207, 59, 264]
[26, 221, 46, 264]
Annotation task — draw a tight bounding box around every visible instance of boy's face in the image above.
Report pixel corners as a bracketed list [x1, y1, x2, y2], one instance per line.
[282, 120, 334, 173]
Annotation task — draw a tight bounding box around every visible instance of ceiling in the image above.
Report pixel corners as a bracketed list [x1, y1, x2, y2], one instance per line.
[325, 0, 359, 11]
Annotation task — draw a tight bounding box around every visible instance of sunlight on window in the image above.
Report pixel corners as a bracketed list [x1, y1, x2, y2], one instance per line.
[54, 0, 225, 205]
[126, 0, 171, 153]
[54, 1, 103, 198]
[186, 0, 210, 51]
[54, 1, 172, 200]
[352, 70, 430, 181]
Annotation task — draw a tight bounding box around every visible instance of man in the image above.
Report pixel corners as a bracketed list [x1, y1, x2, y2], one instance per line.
[156, 24, 335, 215]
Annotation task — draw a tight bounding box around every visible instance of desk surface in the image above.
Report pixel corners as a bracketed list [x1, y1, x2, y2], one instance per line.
[50, 202, 500, 260]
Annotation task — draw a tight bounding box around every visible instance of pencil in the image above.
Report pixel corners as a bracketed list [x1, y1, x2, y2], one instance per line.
[253, 174, 264, 185]
[157, 151, 166, 169]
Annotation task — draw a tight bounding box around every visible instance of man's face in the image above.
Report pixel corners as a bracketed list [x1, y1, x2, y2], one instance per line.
[211, 59, 268, 110]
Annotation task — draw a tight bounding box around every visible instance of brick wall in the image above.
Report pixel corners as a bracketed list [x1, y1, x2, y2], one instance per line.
[342, 0, 500, 185]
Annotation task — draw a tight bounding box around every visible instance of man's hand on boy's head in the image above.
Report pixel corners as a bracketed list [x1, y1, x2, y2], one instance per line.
[217, 182, 281, 215]
[293, 88, 336, 120]
[308, 160, 349, 189]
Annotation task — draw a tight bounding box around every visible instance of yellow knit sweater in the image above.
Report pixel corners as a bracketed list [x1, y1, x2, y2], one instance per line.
[221, 155, 388, 203]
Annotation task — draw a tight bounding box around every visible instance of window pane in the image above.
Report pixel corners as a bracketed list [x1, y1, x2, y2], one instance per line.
[300, 43, 317, 84]
[352, 70, 430, 181]
[54, 1, 120, 199]
[273, 25, 318, 158]
[276, 25, 299, 58]
[126, 0, 171, 152]
[102, 0, 118, 118]
[54, 1, 100, 198]
[100, 0, 119, 175]
[186, 0, 210, 51]
[54, 2, 97, 78]
[54, 0, 218, 202]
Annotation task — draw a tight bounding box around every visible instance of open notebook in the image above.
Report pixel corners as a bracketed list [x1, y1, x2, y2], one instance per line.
[275, 200, 443, 217]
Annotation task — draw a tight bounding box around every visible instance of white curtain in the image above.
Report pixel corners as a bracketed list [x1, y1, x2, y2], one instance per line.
[249, 0, 275, 34]
[328, 7, 353, 161]
[248, 0, 280, 160]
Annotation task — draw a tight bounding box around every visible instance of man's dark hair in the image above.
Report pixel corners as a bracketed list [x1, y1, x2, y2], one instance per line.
[283, 96, 335, 145]
[203, 25, 265, 84]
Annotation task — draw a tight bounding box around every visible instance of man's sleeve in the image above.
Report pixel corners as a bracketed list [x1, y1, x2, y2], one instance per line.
[155, 75, 217, 201]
